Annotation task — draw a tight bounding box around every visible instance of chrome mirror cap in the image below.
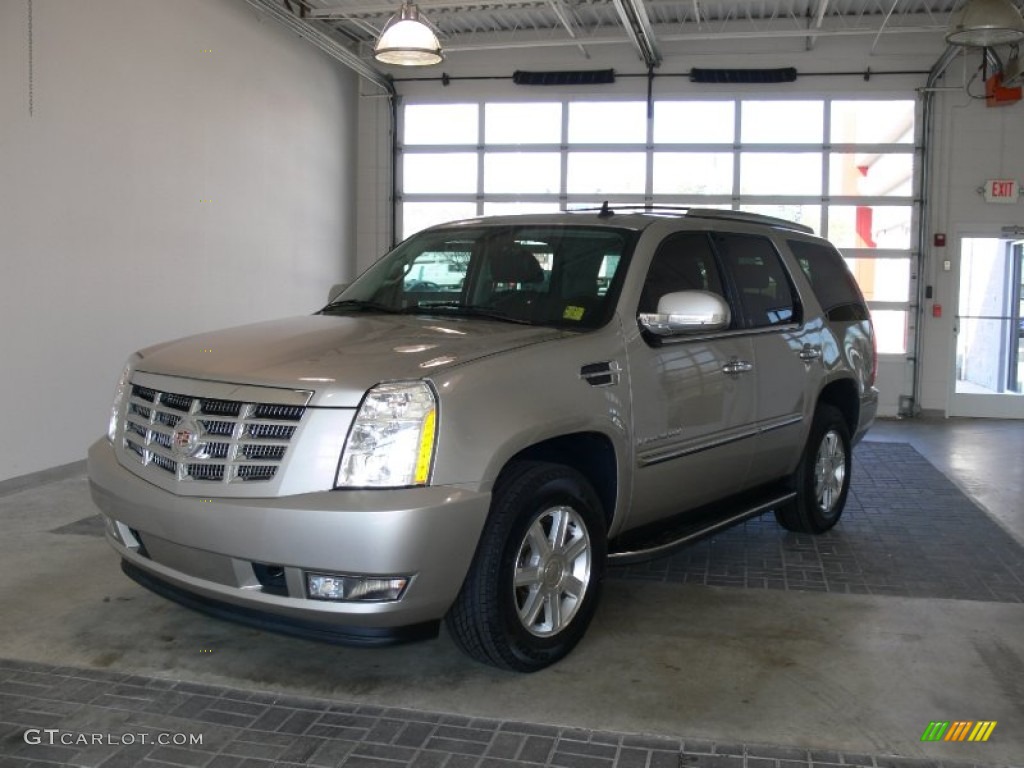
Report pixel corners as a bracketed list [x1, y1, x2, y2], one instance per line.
[639, 290, 731, 336]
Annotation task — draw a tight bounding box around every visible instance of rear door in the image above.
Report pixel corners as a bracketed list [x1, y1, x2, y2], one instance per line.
[711, 232, 820, 485]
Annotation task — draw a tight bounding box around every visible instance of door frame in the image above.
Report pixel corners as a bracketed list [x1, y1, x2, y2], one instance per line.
[947, 230, 1024, 418]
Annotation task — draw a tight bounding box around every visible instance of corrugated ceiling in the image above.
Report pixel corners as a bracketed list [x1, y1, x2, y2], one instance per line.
[295, 0, 969, 59]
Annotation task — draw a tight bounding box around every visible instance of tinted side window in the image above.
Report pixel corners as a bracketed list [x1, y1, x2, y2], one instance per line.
[639, 233, 725, 314]
[787, 239, 869, 321]
[712, 233, 798, 328]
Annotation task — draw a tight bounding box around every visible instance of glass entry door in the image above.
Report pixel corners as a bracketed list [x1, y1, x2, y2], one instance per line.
[951, 237, 1024, 417]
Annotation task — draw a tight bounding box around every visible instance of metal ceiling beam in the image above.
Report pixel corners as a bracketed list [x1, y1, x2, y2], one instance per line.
[309, 0, 543, 18]
[547, 0, 591, 57]
[870, 0, 904, 52]
[611, 0, 662, 67]
[442, 21, 947, 52]
[245, 0, 393, 93]
[806, 0, 830, 50]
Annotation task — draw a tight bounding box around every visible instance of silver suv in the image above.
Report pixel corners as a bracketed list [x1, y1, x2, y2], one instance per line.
[88, 208, 877, 671]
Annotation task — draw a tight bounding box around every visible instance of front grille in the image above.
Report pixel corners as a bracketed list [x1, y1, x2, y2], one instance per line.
[120, 383, 306, 484]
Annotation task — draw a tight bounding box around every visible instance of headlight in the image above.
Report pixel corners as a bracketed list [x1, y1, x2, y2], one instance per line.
[107, 357, 137, 442]
[337, 381, 438, 488]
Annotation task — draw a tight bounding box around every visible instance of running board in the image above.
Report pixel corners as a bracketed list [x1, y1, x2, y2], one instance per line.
[607, 490, 796, 565]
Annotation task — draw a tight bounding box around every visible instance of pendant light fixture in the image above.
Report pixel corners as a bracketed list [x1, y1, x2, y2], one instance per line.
[946, 0, 1024, 46]
[374, 3, 443, 66]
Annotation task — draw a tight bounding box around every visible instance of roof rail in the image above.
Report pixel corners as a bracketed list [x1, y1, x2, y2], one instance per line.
[685, 208, 814, 235]
[576, 202, 814, 235]
[582, 202, 691, 218]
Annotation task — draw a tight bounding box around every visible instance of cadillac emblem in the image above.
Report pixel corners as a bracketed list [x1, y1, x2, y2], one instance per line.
[171, 419, 202, 459]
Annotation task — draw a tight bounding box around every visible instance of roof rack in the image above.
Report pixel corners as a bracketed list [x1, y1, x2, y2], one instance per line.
[586, 202, 690, 218]
[684, 208, 814, 235]
[581, 202, 814, 235]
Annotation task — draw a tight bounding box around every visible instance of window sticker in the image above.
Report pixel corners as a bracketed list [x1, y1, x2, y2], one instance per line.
[563, 306, 585, 321]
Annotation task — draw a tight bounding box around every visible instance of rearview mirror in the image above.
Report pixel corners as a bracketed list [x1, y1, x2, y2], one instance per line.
[639, 291, 730, 336]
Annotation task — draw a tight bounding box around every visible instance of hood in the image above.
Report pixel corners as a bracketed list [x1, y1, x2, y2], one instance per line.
[135, 314, 566, 406]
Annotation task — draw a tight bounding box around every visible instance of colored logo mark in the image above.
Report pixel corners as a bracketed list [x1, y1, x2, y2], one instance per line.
[921, 721, 997, 742]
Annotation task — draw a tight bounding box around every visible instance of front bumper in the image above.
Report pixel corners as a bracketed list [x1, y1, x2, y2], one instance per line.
[87, 439, 491, 640]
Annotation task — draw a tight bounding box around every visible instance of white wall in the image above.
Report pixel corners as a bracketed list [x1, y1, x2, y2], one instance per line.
[0, 0, 358, 482]
[917, 56, 1024, 413]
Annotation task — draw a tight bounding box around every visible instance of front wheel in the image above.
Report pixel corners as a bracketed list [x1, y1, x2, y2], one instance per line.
[775, 404, 852, 534]
[445, 462, 606, 672]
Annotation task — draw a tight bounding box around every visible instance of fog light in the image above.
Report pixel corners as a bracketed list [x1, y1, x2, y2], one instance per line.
[105, 516, 124, 545]
[306, 573, 408, 602]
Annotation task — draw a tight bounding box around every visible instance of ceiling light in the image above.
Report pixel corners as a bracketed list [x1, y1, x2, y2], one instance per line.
[946, 0, 1024, 46]
[374, 3, 443, 66]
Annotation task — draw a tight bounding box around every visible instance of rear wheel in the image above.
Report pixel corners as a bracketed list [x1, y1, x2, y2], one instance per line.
[775, 404, 852, 534]
[445, 462, 606, 671]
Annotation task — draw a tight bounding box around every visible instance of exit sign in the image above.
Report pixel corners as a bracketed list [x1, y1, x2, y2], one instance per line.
[984, 179, 1019, 204]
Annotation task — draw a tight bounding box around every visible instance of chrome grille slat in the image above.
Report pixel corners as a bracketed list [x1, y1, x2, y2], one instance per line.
[121, 382, 305, 484]
[247, 424, 296, 440]
[199, 420, 235, 437]
[150, 454, 177, 474]
[128, 403, 151, 419]
[204, 443, 231, 459]
[159, 392, 194, 412]
[242, 445, 287, 461]
[237, 465, 277, 482]
[252, 404, 304, 421]
[155, 412, 181, 427]
[199, 399, 242, 417]
[133, 386, 157, 402]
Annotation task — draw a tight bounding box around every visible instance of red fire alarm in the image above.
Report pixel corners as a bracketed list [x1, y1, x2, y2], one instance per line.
[933, 303, 942, 318]
[934, 233, 946, 247]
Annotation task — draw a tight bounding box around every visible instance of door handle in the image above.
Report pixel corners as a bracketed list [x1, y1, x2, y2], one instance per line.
[722, 359, 754, 375]
[798, 345, 822, 362]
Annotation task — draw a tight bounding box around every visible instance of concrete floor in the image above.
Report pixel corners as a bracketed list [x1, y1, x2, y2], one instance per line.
[1, 417, 1023, 767]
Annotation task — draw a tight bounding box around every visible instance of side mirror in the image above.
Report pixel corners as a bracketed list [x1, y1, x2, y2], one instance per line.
[327, 283, 349, 304]
[639, 290, 731, 336]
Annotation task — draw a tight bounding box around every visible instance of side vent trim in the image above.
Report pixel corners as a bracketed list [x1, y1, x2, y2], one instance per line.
[580, 361, 621, 387]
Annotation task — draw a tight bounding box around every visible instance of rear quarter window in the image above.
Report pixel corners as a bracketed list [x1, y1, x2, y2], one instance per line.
[787, 239, 870, 322]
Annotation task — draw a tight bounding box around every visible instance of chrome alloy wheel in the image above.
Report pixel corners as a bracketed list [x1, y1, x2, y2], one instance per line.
[814, 429, 847, 514]
[513, 505, 592, 637]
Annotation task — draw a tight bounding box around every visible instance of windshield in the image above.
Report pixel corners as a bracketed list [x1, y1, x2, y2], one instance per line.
[323, 224, 636, 330]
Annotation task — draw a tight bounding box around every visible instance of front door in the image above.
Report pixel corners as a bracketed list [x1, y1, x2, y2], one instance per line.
[626, 232, 758, 528]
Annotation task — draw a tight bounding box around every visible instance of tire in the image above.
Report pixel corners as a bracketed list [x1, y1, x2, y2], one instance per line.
[445, 461, 607, 672]
[775, 404, 852, 534]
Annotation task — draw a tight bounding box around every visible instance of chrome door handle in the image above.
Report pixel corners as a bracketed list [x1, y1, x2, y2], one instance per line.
[798, 346, 822, 362]
[722, 359, 754, 375]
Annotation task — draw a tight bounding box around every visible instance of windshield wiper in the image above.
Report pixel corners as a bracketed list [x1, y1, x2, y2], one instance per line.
[320, 299, 401, 315]
[403, 301, 532, 325]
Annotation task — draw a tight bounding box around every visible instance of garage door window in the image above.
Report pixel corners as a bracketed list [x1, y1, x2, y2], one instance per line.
[398, 97, 916, 355]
